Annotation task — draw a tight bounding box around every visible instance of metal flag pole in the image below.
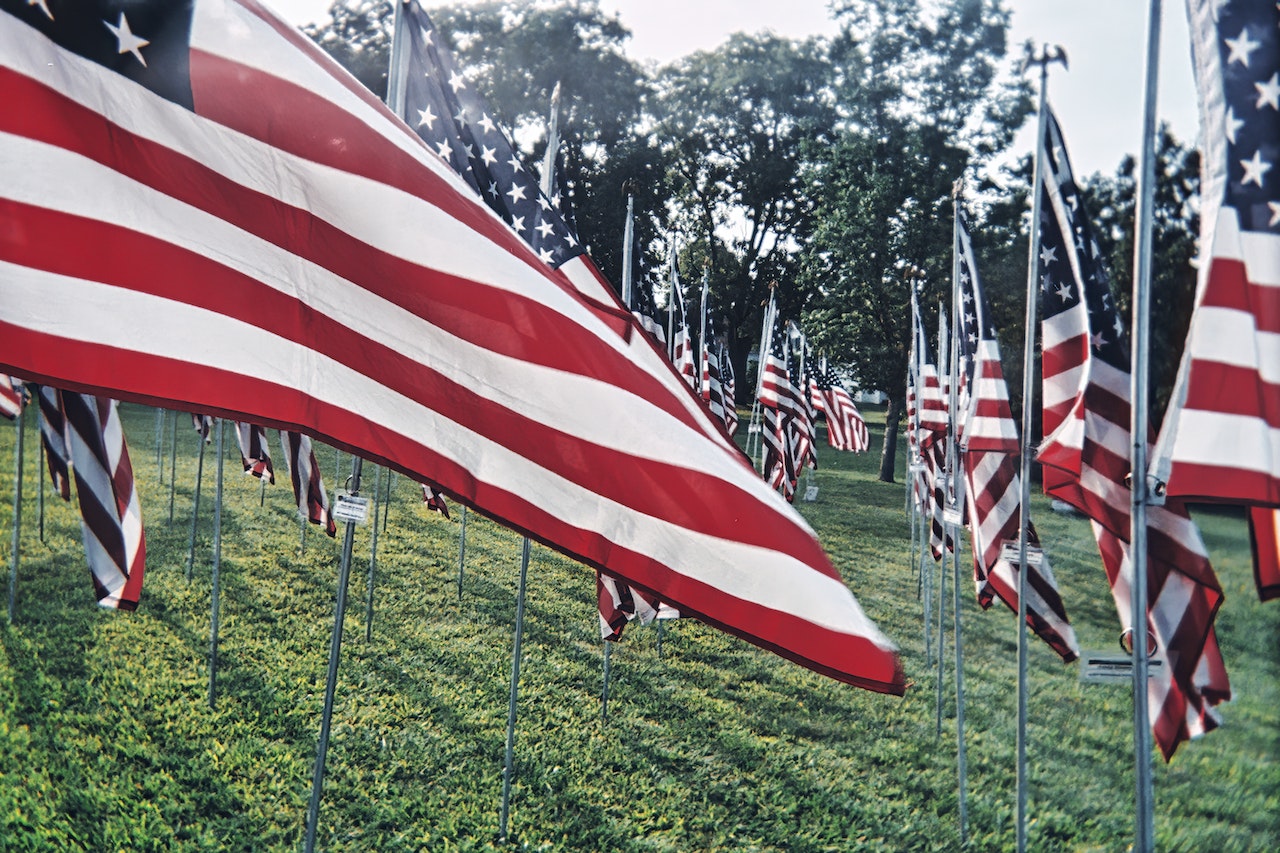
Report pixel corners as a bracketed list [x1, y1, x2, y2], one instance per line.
[303, 4, 408, 847]
[37, 416, 43, 543]
[499, 535, 532, 842]
[381, 469, 394, 535]
[699, 265, 710, 393]
[1017, 43, 1065, 853]
[167, 410, 178, 525]
[934, 304, 948, 739]
[208, 419, 225, 709]
[7, 403, 25, 623]
[1128, 3, 1163, 848]
[948, 183, 969, 842]
[186, 421, 207, 581]
[621, 190, 635, 309]
[601, 638, 612, 723]
[155, 407, 164, 483]
[456, 505, 468, 600]
[302, 453, 364, 853]
[364, 465, 382, 642]
[666, 236, 678, 359]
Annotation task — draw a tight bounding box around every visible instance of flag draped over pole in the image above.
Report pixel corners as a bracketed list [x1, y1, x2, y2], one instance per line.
[0, 0, 903, 694]
[37, 385, 71, 501]
[955, 212, 1078, 661]
[61, 393, 146, 610]
[234, 422, 275, 483]
[1152, 0, 1279, 599]
[280, 431, 337, 538]
[809, 361, 869, 452]
[1034, 109, 1230, 759]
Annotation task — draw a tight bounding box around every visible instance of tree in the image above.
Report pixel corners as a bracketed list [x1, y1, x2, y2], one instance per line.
[307, 1, 662, 288]
[800, 0, 1029, 482]
[654, 33, 839, 395]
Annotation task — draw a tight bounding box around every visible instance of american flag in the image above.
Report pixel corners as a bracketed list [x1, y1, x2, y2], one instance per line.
[668, 260, 698, 390]
[955, 213, 1078, 661]
[420, 481, 450, 518]
[912, 300, 951, 561]
[37, 385, 71, 501]
[720, 339, 738, 436]
[759, 319, 815, 501]
[0, 0, 903, 693]
[597, 573, 677, 641]
[280, 431, 336, 538]
[61, 393, 146, 610]
[1035, 109, 1230, 757]
[191, 414, 213, 444]
[1152, 0, 1279, 598]
[905, 303, 928, 513]
[234, 422, 275, 483]
[809, 361, 869, 453]
[0, 375, 22, 419]
[700, 318, 733, 437]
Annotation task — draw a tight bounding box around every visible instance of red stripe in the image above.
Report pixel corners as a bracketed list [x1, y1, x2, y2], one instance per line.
[1179, 360, 1280, 427]
[1162, 461, 1280, 506]
[1200, 258, 1280, 334]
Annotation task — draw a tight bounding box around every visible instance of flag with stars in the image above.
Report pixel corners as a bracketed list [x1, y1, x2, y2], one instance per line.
[1153, 0, 1279, 601]
[398, 1, 583, 271]
[0, 0, 902, 694]
[809, 361, 869, 452]
[956, 212, 1077, 661]
[1035, 108, 1229, 758]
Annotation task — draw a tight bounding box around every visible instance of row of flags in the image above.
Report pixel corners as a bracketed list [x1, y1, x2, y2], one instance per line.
[923, 0, 1279, 760]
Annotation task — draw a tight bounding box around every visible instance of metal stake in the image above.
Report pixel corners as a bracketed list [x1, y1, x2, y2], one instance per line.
[302, 454, 364, 853]
[8, 405, 25, 623]
[365, 466, 382, 642]
[186, 426, 207, 581]
[208, 419, 225, 709]
[456, 504, 469, 601]
[601, 640, 612, 723]
[167, 410, 178, 526]
[499, 536, 531, 842]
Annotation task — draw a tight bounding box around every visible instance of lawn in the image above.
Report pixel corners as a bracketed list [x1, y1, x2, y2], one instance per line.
[0, 402, 1275, 851]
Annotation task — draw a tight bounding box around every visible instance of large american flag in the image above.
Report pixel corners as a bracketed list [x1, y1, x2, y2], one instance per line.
[956, 213, 1078, 661]
[0, 0, 903, 693]
[1035, 109, 1230, 758]
[1152, 0, 1279, 598]
[61, 393, 147, 610]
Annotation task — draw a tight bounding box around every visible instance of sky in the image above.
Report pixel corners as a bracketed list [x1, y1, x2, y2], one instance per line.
[271, 0, 1202, 181]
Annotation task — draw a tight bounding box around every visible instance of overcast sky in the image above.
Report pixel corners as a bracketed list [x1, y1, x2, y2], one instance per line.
[271, 0, 1201, 181]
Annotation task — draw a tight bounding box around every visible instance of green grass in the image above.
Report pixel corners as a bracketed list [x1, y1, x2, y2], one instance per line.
[0, 403, 1275, 851]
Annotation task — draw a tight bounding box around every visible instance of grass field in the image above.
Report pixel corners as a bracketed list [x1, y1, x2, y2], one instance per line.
[0, 402, 1276, 851]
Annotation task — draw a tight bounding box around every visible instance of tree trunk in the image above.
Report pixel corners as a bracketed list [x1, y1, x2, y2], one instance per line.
[878, 394, 902, 484]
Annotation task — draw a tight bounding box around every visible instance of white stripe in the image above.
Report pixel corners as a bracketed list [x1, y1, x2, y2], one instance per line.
[1162, 410, 1280, 478]
[1, 266, 887, 645]
[1179, 306, 1280, 382]
[1206, 207, 1280, 288]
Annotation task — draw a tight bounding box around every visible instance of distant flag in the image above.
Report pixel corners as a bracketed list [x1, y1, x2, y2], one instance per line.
[37, 385, 71, 501]
[913, 300, 951, 561]
[280, 431, 336, 538]
[597, 573, 678, 641]
[0, 0, 903, 693]
[720, 340, 738, 435]
[234, 422, 275, 483]
[420, 481, 450, 518]
[1151, 0, 1279, 599]
[701, 318, 734, 436]
[61, 393, 146, 610]
[955, 212, 1078, 661]
[906, 300, 929, 513]
[759, 319, 812, 501]
[192, 414, 213, 443]
[668, 259, 697, 390]
[1035, 109, 1229, 758]
[630, 254, 667, 345]
[0, 376, 22, 419]
[810, 361, 870, 452]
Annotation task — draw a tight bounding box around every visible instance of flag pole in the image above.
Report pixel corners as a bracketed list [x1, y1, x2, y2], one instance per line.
[601, 638, 612, 723]
[699, 265, 710, 395]
[364, 465, 382, 642]
[621, 191, 635, 309]
[1128, 3, 1163, 848]
[37, 415, 44, 543]
[155, 407, 164, 483]
[381, 470, 394, 534]
[208, 419, 225, 709]
[186, 421, 207, 581]
[949, 182, 970, 842]
[935, 304, 948, 739]
[499, 535, 531, 842]
[303, 4, 406, 845]
[167, 410, 178, 526]
[7, 403, 24, 624]
[666, 237, 678, 359]
[302, 453, 364, 853]
[456, 504, 468, 600]
[1017, 43, 1065, 853]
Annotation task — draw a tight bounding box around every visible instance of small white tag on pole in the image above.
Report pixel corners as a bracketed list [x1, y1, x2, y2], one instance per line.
[942, 506, 963, 526]
[999, 541, 1044, 567]
[803, 485, 819, 502]
[748, 422, 761, 434]
[333, 490, 371, 525]
[1079, 652, 1165, 685]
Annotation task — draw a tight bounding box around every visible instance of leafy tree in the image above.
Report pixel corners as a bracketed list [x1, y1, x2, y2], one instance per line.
[801, 0, 1029, 481]
[654, 33, 839, 393]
